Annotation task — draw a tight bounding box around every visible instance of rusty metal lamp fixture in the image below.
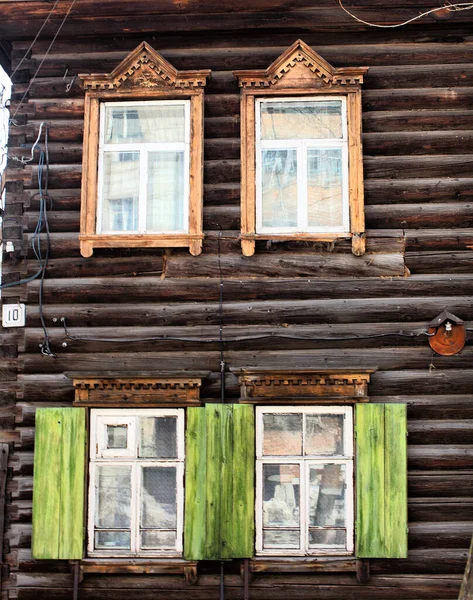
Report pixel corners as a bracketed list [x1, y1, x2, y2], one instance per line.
[428, 310, 466, 356]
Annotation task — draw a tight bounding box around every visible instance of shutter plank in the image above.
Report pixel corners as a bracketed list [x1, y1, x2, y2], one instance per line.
[59, 408, 86, 559]
[205, 404, 223, 559]
[220, 404, 234, 559]
[356, 403, 385, 558]
[184, 407, 207, 560]
[32, 408, 86, 560]
[384, 404, 408, 558]
[231, 404, 255, 558]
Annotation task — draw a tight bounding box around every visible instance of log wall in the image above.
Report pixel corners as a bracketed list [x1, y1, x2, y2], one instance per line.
[1, 4, 473, 598]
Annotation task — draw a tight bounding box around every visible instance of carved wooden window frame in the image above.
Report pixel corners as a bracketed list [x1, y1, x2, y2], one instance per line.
[79, 42, 210, 258]
[234, 40, 368, 257]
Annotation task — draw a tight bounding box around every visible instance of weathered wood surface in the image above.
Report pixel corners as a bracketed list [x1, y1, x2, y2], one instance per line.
[2, 7, 473, 600]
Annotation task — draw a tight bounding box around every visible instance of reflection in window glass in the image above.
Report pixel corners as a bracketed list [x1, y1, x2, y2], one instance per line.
[101, 152, 139, 232]
[147, 152, 185, 232]
[141, 466, 177, 529]
[263, 464, 300, 527]
[140, 417, 177, 458]
[260, 100, 343, 140]
[263, 413, 302, 456]
[261, 149, 297, 228]
[105, 104, 185, 144]
[106, 425, 128, 450]
[309, 463, 346, 527]
[96, 465, 132, 529]
[305, 415, 344, 456]
[307, 149, 343, 229]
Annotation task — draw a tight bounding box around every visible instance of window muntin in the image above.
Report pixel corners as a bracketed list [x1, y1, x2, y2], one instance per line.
[88, 409, 185, 557]
[97, 100, 190, 235]
[256, 97, 349, 235]
[256, 406, 353, 556]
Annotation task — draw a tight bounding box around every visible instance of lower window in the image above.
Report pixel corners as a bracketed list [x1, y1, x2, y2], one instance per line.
[88, 409, 185, 557]
[256, 406, 353, 556]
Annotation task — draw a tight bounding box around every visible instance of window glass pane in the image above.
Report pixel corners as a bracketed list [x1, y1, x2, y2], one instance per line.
[147, 151, 185, 231]
[263, 414, 302, 456]
[261, 149, 297, 228]
[95, 530, 131, 550]
[101, 151, 139, 232]
[96, 465, 132, 528]
[260, 100, 343, 140]
[305, 415, 344, 456]
[309, 463, 346, 527]
[140, 417, 177, 458]
[106, 425, 128, 450]
[141, 466, 177, 528]
[105, 104, 186, 144]
[263, 529, 300, 549]
[263, 464, 300, 527]
[309, 528, 346, 548]
[307, 148, 344, 229]
[141, 530, 176, 550]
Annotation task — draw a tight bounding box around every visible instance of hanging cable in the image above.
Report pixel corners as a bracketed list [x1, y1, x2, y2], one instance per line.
[10, 0, 62, 80]
[217, 230, 225, 403]
[11, 0, 79, 123]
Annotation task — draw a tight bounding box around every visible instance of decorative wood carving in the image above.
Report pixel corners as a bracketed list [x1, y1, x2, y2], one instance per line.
[79, 42, 210, 258]
[233, 368, 374, 404]
[68, 372, 208, 407]
[234, 39, 368, 258]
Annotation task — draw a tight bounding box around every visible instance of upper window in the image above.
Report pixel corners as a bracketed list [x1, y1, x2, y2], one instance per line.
[234, 40, 368, 257]
[256, 406, 353, 556]
[88, 408, 185, 557]
[256, 97, 349, 234]
[79, 42, 210, 258]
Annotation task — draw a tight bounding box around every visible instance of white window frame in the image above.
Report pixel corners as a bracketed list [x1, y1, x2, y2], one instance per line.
[96, 99, 191, 235]
[255, 405, 354, 557]
[88, 408, 185, 557]
[255, 96, 350, 235]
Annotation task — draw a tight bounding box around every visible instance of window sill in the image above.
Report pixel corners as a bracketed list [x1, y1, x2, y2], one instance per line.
[240, 231, 365, 257]
[79, 233, 204, 257]
[249, 556, 357, 573]
[75, 558, 198, 584]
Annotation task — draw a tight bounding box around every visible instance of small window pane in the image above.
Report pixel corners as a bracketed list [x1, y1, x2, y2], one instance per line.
[305, 415, 344, 456]
[263, 413, 302, 456]
[105, 104, 186, 144]
[96, 465, 132, 529]
[263, 464, 300, 527]
[141, 530, 176, 550]
[260, 100, 343, 140]
[140, 417, 177, 458]
[309, 529, 346, 548]
[261, 149, 297, 228]
[106, 425, 128, 449]
[147, 152, 185, 232]
[263, 529, 300, 549]
[309, 464, 346, 527]
[307, 148, 344, 229]
[141, 467, 177, 528]
[101, 151, 139, 232]
[95, 530, 131, 550]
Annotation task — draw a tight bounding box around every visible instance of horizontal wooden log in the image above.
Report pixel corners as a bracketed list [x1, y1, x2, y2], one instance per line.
[409, 521, 473, 549]
[408, 420, 473, 445]
[366, 204, 473, 229]
[406, 251, 473, 274]
[409, 446, 473, 469]
[371, 549, 469, 575]
[364, 155, 473, 178]
[363, 111, 473, 133]
[22, 274, 473, 302]
[20, 295, 473, 328]
[405, 230, 473, 252]
[408, 498, 473, 522]
[370, 395, 473, 420]
[364, 178, 473, 205]
[363, 131, 473, 156]
[363, 88, 473, 111]
[371, 369, 473, 396]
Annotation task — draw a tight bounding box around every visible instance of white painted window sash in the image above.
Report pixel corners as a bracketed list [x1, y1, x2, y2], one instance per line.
[255, 405, 354, 556]
[88, 409, 185, 557]
[97, 100, 190, 235]
[255, 96, 349, 235]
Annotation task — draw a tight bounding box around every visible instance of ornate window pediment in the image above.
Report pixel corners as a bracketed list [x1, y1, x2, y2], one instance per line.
[79, 42, 210, 258]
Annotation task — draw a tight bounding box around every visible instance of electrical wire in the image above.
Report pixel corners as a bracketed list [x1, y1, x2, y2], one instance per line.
[11, 0, 79, 123]
[10, 0, 62, 80]
[338, 0, 473, 28]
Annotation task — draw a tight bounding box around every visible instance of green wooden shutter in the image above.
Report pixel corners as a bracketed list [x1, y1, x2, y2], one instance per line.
[184, 404, 254, 560]
[355, 403, 407, 558]
[32, 407, 86, 559]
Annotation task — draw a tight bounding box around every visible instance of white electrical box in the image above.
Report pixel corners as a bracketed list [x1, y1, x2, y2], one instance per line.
[2, 303, 26, 327]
